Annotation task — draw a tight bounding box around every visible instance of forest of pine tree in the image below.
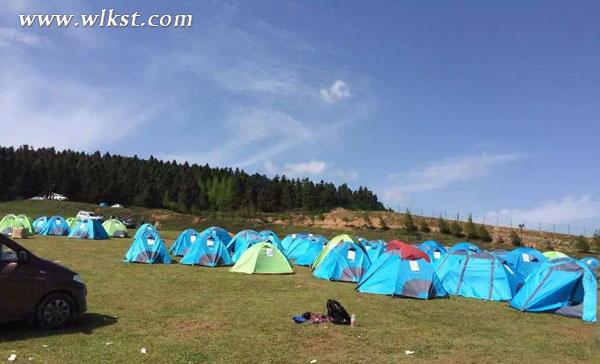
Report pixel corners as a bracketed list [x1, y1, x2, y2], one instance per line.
[0, 145, 386, 213]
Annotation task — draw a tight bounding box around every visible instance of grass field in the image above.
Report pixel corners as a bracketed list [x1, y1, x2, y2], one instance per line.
[1, 230, 599, 364]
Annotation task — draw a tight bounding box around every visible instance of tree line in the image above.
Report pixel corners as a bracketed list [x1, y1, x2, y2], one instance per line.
[0, 145, 385, 213]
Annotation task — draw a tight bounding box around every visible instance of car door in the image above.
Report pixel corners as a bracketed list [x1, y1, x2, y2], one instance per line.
[0, 242, 34, 321]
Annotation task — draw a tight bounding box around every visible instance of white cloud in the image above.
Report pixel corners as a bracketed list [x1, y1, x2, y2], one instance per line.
[332, 168, 359, 181]
[382, 152, 522, 204]
[485, 196, 600, 225]
[0, 27, 44, 48]
[320, 80, 350, 103]
[263, 160, 328, 178]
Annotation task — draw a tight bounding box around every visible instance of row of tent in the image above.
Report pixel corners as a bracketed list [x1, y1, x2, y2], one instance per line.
[0, 214, 129, 239]
[123, 225, 599, 323]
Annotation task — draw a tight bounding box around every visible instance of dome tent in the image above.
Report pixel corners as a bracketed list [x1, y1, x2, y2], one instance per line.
[69, 219, 109, 240]
[169, 228, 201, 256]
[180, 230, 233, 267]
[543, 251, 569, 260]
[448, 242, 481, 253]
[502, 247, 547, 295]
[418, 240, 447, 265]
[359, 239, 387, 262]
[32, 216, 48, 234]
[227, 229, 263, 262]
[0, 214, 30, 237]
[313, 241, 371, 283]
[133, 223, 157, 240]
[102, 218, 129, 238]
[259, 230, 284, 251]
[280, 233, 312, 252]
[284, 234, 327, 266]
[386, 240, 430, 262]
[124, 230, 171, 264]
[312, 234, 356, 269]
[357, 251, 448, 299]
[510, 258, 597, 323]
[199, 226, 232, 246]
[229, 242, 293, 274]
[436, 250, 513, 301]
[39, 216, 70, 236]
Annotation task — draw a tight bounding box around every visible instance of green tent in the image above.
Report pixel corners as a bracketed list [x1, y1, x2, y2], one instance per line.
[102, 218, 128, 238]
[66, 217, 77, 230]
[543, 251, 568, 260]
[17, 214, 33, 235]
[311, 233, 356, 270]
[229, 242, 293, 274]
[0, 214, 30, 237]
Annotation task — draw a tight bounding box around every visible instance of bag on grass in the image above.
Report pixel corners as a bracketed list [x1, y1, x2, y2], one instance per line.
[326, 299, 351, 325]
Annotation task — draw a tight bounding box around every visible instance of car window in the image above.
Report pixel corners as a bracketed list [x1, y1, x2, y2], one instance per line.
[0, 244, 18, 262]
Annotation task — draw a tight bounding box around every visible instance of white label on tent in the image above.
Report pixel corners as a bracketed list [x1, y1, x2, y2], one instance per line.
[147, 237, 155, 246]
[522, 253, 530, 262]
[56, 220, 62, 225]
[433, 251, 441, 259]
[80, 222, 86, 228]
[147, 226, 152, 231]
[308, 233, 313, 237]
[292, 234, 297, 239]
[266, 248, 273, 257]
[206, 238, 214, 247]
[347, 250, 356, 261]
[409, 260, 420, 272]
[190, 235, 197, 243]
[366, 245, 371, 251]
[588, 259, 593, 264]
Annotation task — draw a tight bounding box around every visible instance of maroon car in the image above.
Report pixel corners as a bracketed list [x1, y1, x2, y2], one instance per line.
[0, 234, 87, 328]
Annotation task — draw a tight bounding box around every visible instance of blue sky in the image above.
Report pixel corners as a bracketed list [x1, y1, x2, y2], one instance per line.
[1, 1, 599, 233]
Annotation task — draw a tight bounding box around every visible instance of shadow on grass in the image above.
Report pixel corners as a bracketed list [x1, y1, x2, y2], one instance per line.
[0, 313, 117, 342]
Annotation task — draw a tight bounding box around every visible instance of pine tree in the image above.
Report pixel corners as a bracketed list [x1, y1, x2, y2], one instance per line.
[465, 214, 479, 240]
[403, 209, 417, 232]
[509, 230, 521, 246]
[437, 216, 451, 234]
[450, 221, 463, 237]
[575, 235, 590, 253]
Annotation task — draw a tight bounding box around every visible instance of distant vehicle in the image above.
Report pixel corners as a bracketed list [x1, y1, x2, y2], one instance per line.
[29, 196, 45, 201]
[76, 211, 103, 222]
[0, 235, 87, 328]
[111, 204, 124, 208]
[47, 193, 68, 201]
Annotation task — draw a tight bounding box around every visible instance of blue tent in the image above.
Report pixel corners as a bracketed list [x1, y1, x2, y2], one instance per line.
[284, 234, 327, 266]
[180, 230, 233, 267]
[32, 216, 48, 234]
[580, 257, 600, 272]
[436, 250, 513, 301]
[39, 216, 70, 236]
[133, 223, 157, 240]
[448, 242, 481, 253]
[359, 239, 387, 262]
[259, 230, 283, 251]
[68, 219, 109, 240]
[357, 251, 448, 299]
[281, 233, 310, 252]
[169, 228, 201, 256]
[490, 250, 509, 261]
[199, 226, 232, 246]
[510, 258, 597, 323]
[418, 240, 447, 265]
[313, 241, 371, 283]
[124, 230, 171, 264]
[502, 247, 547, 295]
[227, 229, 263, 262]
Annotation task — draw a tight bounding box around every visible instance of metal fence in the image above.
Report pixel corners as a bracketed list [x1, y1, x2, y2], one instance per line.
[394, 205, 599, 237]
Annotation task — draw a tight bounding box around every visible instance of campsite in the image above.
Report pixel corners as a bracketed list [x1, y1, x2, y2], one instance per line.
[0, 200, 598, 363]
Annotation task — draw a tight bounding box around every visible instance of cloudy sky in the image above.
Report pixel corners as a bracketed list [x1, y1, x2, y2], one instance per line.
[1, 1, 599, 233]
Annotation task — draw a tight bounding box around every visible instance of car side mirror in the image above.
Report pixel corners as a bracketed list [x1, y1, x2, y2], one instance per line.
[18, 251, 29, 262]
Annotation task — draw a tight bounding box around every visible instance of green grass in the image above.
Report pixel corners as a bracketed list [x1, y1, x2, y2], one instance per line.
[1, 233, 599, 364]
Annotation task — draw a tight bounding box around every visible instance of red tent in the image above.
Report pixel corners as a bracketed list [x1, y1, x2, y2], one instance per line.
[386, 240, 431, 262]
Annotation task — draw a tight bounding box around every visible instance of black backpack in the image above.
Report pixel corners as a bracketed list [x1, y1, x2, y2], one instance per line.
[326, 299, 351, 325]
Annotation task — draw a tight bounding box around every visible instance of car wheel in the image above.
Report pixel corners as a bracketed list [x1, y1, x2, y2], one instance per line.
[36, 293, 75, 329]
